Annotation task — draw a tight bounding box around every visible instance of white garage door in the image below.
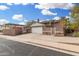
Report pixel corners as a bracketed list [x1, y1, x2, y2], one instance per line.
[32, 27, 42, 34]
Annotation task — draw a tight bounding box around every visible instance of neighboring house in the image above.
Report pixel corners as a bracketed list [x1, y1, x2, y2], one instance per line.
[2, 23, 27, 36]
[42, 20, 65, 36]
[41, 21, 53, 35]
[53, 20, 65, 36]
[31, 20, 65, 36]
[2, 19, 65, 36]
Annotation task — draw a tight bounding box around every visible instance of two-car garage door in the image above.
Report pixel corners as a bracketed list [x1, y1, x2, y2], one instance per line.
[32, 27, 42, 34]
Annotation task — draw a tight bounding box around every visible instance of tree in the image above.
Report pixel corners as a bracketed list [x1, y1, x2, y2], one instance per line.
[71, 6, 79, 30]
[60, 17, 70, 27]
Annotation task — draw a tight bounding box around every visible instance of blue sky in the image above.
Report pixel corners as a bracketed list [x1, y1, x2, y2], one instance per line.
[0, 3, 76, 25]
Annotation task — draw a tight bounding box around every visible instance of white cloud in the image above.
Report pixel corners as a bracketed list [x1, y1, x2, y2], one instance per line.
[41, 9, 57, 15]
[35, 3, 74, 16]
[6, 3, 13, 5]
[40, 19, 50, 22]
[24, 20, 28, 22]
[0, 5, 9, 10]
[53, 16, 61, 20]
[0, 19, 9, 25]
[12, 14, 23, 21]
[0, 0, 32, 5]
[46, 19, 50, 21]
[35, 3, 74, 9]
[19, 22, 25, 25]
[7, 3, 29, 5]
[65, 16, 70, 18]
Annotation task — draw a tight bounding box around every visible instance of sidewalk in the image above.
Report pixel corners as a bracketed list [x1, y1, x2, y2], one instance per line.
[0, 33, 79, 55]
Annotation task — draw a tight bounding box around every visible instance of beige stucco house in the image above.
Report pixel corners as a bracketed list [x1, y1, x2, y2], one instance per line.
[31, 20, 65, 36]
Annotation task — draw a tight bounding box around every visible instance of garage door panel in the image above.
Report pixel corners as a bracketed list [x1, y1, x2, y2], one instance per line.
[32, 27, 42, 34]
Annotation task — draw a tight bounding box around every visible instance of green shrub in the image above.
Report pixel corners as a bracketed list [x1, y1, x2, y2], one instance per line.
[73, 32, 79, 37]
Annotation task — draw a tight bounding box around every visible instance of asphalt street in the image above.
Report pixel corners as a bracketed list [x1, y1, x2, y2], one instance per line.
[0, 38, 72, 56]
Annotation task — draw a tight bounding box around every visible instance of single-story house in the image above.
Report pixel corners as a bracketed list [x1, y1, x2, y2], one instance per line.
[2, 23, 27, 36]
[31, 20, 65, 36]
[41, 21, 53, 35]
[52, 20, 65, 36]
[31, 23, 44, 34]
